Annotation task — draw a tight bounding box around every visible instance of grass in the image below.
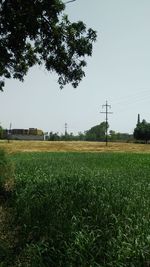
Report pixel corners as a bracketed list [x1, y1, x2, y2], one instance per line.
[1, 152, 150, 266]
[0, 140, 150, 153]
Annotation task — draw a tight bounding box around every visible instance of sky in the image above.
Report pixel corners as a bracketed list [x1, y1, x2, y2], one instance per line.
[1, 0, 150, 135]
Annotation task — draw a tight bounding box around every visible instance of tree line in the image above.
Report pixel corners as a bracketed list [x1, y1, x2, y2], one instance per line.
[47, 122, 133, 142]
[47, 116, 150, 143]
[0, 122, 132, 142]
[1, 116, 150, 143]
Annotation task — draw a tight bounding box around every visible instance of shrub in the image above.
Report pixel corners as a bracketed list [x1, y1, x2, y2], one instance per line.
[0, 149, 15, 197]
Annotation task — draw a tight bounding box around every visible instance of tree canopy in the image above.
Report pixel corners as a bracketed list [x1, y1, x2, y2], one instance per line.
[85, 122, 108, 141]
[134, 119, 150, 143]
[0, 0, 97, 91]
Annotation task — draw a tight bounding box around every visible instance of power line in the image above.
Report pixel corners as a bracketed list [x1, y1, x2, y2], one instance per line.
[100, 101, 113, 146]
[65, 0, 76, 4]
[110, 89, 150, 106]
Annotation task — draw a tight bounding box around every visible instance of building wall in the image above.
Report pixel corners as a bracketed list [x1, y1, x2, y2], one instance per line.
[9, 134, 44, 141]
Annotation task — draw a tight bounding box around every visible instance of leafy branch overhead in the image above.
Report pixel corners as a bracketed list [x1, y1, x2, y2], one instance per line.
[0, 0, 97, 90]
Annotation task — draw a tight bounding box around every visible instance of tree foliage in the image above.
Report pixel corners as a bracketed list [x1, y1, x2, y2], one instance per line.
[109, 130, 133, 142]
[0, 148, 14, 197]
[134, 119, 150, 143]
[85, 122, 108, 141]
[47, 122, 108, 142]
[0, 0, 97, 91]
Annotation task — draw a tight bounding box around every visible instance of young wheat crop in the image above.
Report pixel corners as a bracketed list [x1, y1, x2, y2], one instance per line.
[1, 152, 150, 266]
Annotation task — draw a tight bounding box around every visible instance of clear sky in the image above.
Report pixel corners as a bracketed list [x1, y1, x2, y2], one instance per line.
[1, 0, 150, 134]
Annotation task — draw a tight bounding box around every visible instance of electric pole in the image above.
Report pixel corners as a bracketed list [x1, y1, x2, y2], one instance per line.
[65, 123, 68, 136]
[100, 101, 113, 146]
[137, 114, 140, 126]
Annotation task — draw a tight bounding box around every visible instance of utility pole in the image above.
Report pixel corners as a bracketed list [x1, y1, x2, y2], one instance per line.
[65, 123, 68, 136]
[137, 114, 140, 126]
[100, 101, 113, 146]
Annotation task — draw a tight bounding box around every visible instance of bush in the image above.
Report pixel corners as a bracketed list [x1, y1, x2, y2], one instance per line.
[0, 149, 15, 197]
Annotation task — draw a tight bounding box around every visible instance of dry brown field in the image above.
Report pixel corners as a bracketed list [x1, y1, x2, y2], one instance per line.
[0, 140, 150, 153]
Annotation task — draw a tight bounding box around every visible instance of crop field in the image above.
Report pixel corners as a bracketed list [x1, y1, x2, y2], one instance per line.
[1, 151, 150, 266]
[0, 140, 150, 153]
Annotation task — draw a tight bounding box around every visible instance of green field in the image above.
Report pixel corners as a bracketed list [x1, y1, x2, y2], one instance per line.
[1, 152, 150, 266]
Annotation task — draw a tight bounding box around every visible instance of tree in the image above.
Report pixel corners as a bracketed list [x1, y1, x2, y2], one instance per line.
[85, 122, 108, 141]
[0, 0, 97, 91]
[109, 130, 133, 142]
[77, 131, 85, 141]
[49, 131, 60, 141]
[134, 119, 150, 144]
[109, 130, 116, 141]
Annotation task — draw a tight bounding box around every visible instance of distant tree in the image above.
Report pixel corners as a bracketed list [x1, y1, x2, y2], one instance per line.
[49, 131, 60, 141]
[60, 132, 78, 141]
[0, 0, 97, 91]
[77, 131, 85, 141]
[109, 130, 116, 141]
[48, 131, 83, 141]
[109, 130, 133, 142]
[85, 122, 108, 141]
[134, 119, 150, 144]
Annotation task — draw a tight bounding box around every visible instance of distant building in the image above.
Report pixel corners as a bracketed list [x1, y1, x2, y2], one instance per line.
[3, 128, 44, 140]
